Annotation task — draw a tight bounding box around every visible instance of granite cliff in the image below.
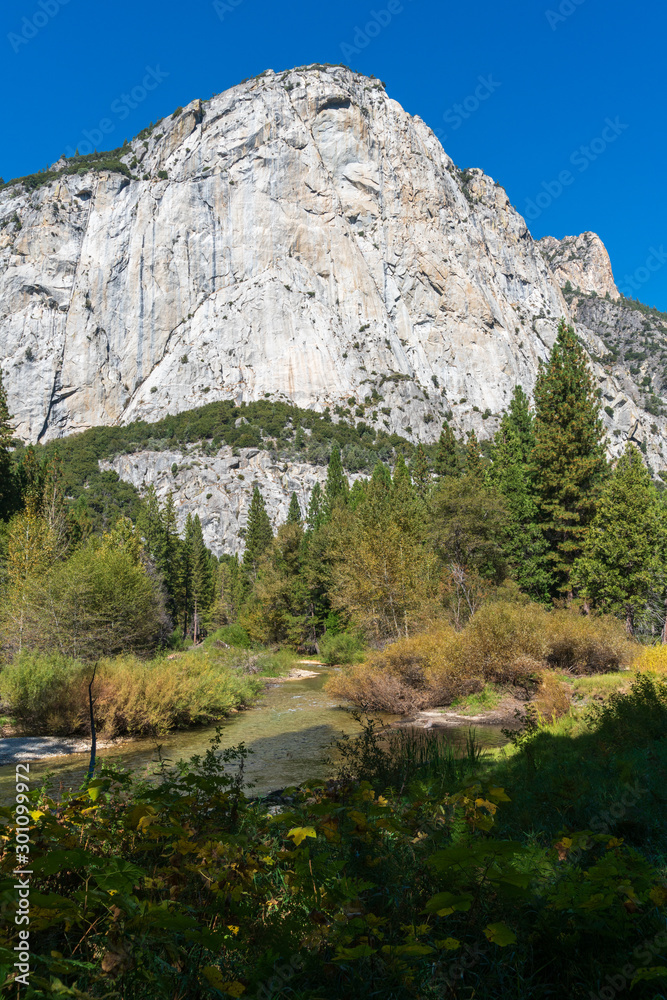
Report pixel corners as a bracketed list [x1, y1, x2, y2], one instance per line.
[2, 64, 666, 550]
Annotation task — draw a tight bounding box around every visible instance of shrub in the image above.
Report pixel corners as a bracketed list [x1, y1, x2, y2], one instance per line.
[319, 630, 365, 666]
[204, 624, 253, 649]
[532, 670, 571, 721]
[459, 601, 550, 683]
[0, 649, 263, 736]
[327, 627, 483, 714]
[632, 643, 667, 674]
[0, 652, 88, 734]
[544, 610, 632, 674]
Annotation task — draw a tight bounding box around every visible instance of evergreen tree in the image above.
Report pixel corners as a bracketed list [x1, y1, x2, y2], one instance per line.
[243, 487, 273, 576]
[502, 385, 535, 468]
[159, 491, 182, 620]
[410, 443, 431, 498]
[574, 444, 664, 633]
[490, 423, 550, 602]
[0, 370, 16, 521]
[323, 443, 348, 517]
[465, 430, 485, 479]
[136, 485, 166, 565]
[347, 479, 366, 511]
[306, 482, 324, 533]
[533, 320, 607, 596]
[392, 453, 424, 538]
[189, 514, 214, 643]
[435, 422, 460, 479]
[287, 492, 302, 524]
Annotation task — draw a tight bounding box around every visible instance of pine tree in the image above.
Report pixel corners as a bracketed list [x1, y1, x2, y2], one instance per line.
[502, 385, 535, 468]
[306, 482, 324, 533]
[533, 320, 607, 596]
[490, 423, 550, 602]
[410, 443, 431, 498]
[323, 443, 348, 517]
[136, 485, 166, 564]
[465, 430, 485, 479]
[243, 487, 273, 576]
[391, 453, 424, 537]
[0, 370, 16, 521]
[435, 422, 460, 479]
[189, 514, 214, 643]
[159, 491, 182, 620]
[287, 492, 302, 524]
[574, 444, 664, 633]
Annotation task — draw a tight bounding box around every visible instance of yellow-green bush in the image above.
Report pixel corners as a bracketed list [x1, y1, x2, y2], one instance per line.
[632, 643, 667, 675]
[327, 626, 484, 713]
[328, 602, 636, 713]
[0, 649, 264, 736]
[543, 610, 632, 674]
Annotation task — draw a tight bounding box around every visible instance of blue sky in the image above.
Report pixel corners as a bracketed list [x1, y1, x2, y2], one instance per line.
[2, 0, 665, 309]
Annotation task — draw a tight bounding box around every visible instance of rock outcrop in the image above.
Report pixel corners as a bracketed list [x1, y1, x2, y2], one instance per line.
[1, 64, 665, 474]
[538, 232, 620, 301]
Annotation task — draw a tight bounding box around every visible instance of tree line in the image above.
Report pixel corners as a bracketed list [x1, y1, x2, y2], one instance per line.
[1, 320, 665, 656]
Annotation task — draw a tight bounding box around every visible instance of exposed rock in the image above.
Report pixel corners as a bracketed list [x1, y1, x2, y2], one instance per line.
[101, 444, 364, 557]
[1, 64, 664, 473]
[538, 232, 620, 301]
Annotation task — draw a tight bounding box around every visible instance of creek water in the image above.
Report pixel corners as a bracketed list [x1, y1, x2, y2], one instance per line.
[0, 668, 508, 800]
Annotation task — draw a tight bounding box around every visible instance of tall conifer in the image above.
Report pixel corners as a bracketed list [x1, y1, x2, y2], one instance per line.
[574, 444, 664, 633]
[410, 444, 431, 498]
[465, 430, 485, 480]
[306, 482, 324, 533]
[243, 486, 273, 576]
[287, 492, 302, 524]
[324, 443, 348, 517]
[0, 370, 16, 521]
[435, 422, 460, 479]
[533, 319, 607, 596]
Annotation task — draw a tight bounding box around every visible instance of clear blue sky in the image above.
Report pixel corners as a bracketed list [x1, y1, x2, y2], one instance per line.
[2, 0, 665, 309]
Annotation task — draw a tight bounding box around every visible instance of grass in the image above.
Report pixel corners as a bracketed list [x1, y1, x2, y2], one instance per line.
[450, 683, 503, 714]
[567, 670, 634, 704]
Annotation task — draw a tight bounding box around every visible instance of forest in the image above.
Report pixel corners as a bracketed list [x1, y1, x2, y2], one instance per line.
[1, 320, 667, 998]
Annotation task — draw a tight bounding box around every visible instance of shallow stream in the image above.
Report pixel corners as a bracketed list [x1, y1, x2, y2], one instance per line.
[0, 669, 508, 799]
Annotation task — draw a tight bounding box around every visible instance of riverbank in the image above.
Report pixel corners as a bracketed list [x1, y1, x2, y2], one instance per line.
[2, 673, 665, 1000]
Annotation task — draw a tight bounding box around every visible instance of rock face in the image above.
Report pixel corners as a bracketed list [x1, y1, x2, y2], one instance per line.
[538, 233, 620, 301]
[101, 445, 362, 558]
[1, 64, 665, 473]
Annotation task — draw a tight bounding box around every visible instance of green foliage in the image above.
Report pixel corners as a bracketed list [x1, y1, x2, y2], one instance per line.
[286, 491, 302, 524]
[0, 369, 17, 522]
[319, 629, 365, 665]
[574, 444, 665, 631]
[2, 521, 169, 660]
[435, 420, 461, 478]
[533, 320, 607, 595]
[1, 679, 666, 998]
[242, 487, 273, 577]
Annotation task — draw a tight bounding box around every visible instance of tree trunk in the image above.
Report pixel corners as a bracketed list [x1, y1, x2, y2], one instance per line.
[86, 663, 97, 782]
[625, 606, 634, 638]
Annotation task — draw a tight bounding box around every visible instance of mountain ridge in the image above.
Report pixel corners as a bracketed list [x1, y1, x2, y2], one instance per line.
[1, 63, 666, 474]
